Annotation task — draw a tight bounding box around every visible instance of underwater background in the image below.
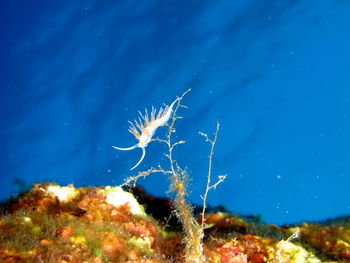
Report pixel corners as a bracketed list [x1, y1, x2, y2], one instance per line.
[1, 0, 350, 225]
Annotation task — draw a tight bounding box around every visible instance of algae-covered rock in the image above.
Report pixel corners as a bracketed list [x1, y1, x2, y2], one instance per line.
[0, 183, 349, 262]
[269, 240, 321, 263]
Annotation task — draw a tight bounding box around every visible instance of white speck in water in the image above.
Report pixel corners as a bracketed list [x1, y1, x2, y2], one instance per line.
[276, 175, 282, 179]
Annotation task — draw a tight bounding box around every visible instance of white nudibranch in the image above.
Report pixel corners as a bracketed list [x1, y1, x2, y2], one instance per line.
[113, 98, 178, 170]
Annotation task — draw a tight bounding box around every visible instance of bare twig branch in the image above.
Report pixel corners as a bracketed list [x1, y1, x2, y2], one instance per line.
[152, 138, 168, 144]
[165, 88, 191, 174]
[170, 140, 186, 151]
[120, 168, 171, 187]
[199, 122, 226, 229]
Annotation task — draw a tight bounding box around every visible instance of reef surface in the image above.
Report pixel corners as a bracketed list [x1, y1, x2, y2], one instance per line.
[0, 183, 349, 263]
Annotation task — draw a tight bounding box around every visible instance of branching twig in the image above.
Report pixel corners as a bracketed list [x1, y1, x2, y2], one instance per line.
[120, 168, 171, 187]
[165, 88, 191, 174]
[199, 122, 227, 229]
[152, 138, 168, 145]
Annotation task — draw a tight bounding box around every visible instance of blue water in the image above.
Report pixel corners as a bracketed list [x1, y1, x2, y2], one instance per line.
[1, 1, 350, 225]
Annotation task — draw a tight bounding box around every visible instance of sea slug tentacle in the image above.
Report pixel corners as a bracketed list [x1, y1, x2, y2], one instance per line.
[130, 147, 146, 170]
[112, 144, 138, 151]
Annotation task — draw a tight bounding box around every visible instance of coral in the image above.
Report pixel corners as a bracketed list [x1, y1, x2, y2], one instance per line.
[0, 183, 349, 262]
[299, 222, 350, 261]
[268, 239, 321, 263]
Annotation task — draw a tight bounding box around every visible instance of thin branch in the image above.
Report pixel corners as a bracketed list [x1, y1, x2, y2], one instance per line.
[152, 138, 168, 144]
[120, 168, 171, 187]
[199, 122, 226, 229]
[208, 174, 227, 191]
[170, 140, 186, 151]
[166, 88, 191, 174]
